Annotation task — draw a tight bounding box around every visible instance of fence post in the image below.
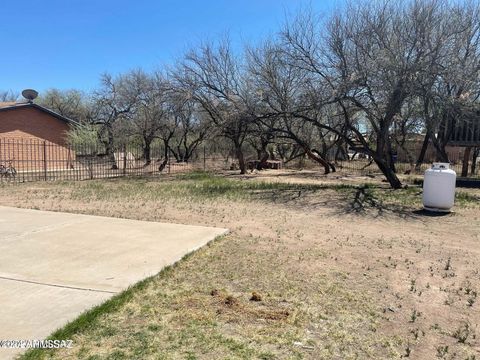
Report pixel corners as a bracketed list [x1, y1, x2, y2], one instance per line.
[123, 144, 127, 176]
[203, 145, 206, 171]
[168, 149, 171, 174]
[43, 140, 47, 181]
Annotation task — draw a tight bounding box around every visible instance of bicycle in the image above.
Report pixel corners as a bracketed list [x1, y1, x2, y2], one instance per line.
[0, 160, 17, 179]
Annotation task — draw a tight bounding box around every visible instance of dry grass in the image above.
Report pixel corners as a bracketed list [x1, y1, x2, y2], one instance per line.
[1, 170, 479, 360]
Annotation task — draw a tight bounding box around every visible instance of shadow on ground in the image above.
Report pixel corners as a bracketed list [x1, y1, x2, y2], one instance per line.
[251, 183, 418, 219]
[337, 186, 417, 219]
[412, 209, 453, 217]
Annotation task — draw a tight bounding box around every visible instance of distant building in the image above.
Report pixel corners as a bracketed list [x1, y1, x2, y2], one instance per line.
[0, 102, 77, 171]
[0, 101, 75, 144]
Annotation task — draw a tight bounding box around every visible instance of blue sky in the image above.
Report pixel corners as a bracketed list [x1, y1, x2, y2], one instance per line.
[0, 0, 338, 94]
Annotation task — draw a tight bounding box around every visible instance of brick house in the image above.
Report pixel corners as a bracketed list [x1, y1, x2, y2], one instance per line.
[0, 102, 77, 171]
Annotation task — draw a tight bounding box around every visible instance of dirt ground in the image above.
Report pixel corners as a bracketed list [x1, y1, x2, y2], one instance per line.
[1, 170, 479, 360]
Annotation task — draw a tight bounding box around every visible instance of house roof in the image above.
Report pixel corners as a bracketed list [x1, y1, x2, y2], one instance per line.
[0, 102, 79, 125]
[0, 101, 17, 107]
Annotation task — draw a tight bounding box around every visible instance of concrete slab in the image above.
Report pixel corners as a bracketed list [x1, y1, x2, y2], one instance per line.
[0, 279, 111, 360]
[0, 206, 228, 359]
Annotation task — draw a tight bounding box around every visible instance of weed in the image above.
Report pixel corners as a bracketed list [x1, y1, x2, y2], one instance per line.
[410, 309, 421, 323]
[410, 328, 422, 340]
[444, 296, 454, 306]
[456, 192, 480, 205]
[445, 257, 452, 271]
[452, 322, 474, 343]
[410, 279, 416, 292]
[436, 345, 449, 358]
[404, 343, 412, 357]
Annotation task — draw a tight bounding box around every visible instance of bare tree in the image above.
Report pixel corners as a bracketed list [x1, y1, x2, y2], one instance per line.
[247, 41, 337, 174]
[168, 100, 211, 163]
[174, 40, 253, 174]
[392, 99, 424, 173]
[38, 89, 90, 122]
[328, 1, 444, 188]
[418, 1, 480, 163]
[92, 71, 143, 168]
[156, 90, 185, 172]
[128, 72, 167, 165]
[0, 90, 18, 102]
[269, 1, 460, 188]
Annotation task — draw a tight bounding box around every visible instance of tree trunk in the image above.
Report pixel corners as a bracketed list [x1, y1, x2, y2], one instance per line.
[304, 147, 330, 174]
[329, 162, 336, 172]
[171, 150, 181, 162]
[184, 141, 201, 163]
[105, 126, 118, 170]
[435, 146, 449, 163]
[232, 139, 247, 175]
[374, 157, 403, 189]
[415, 133, 430, 172]
[385, 138, 397, 174]
[430, 132, 449, 162]
[256, 149, 262, 160]
[158, 158, 168, 172]
[234, 144, 247, 174]
[268, 148, 276, 160]
[143, 139, 152, 166]
[158, 142, 169, 172]
[313, 148, 337, 172]
[258, 151, 269, 170]
[252, 138, 270, 170]
[470, 147, 479, 175]
[335, 141, 348, 161]
[461, 147, 472, 177]
[257, 140, 270, 170]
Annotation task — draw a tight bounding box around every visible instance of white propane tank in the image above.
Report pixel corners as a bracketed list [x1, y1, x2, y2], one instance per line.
[422, 163, 456, 212]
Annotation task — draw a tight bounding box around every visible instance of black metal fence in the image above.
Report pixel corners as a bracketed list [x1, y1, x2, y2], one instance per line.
[0, 138, 478, 183]
[284, 152, 480, 178]
[0, 138, 208, 183]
